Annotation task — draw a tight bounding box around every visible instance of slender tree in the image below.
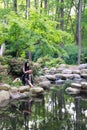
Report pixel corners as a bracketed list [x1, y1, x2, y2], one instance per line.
[25, 0, 30, 19]
[77, 0, 82, 65]
[13, 0, 17, 13]
[44, 0, 47, 13]
[56, 0, 64, 30]
[40, 0, 43, 13]
[60, 0, 64, 30]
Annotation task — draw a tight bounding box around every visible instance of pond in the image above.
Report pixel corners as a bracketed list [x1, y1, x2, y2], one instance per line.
[0, 86, 87, 130]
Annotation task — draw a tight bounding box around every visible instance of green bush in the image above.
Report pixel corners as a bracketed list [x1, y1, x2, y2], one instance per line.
[82, 46, 87, 63]
[62, 44, 78, 64]
[0, 56, 10, 65]
[46, 57, 65, 68]
[8, 58, 25, 76]
[0, 75, 2, 81]
[37, 56, 65, 68]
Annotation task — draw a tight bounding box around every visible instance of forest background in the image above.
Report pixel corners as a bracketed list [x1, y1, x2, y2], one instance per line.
[0, 0, 87, 83]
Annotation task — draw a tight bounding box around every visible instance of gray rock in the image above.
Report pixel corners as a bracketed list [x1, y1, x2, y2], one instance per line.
[61, 74, 74, 80]
[71, 83, 81, 89]
[81, 82, 87, 89]
[19, 85, 30, 93]
[81, 74, 87, 79]
[0, 90, 10, 103]
[45, 74, 56, 81]
[39, 80, 51, 89]
[79, 64, 87, 69]
[72, 70, 81, 74]
[81, 69, 87, 74]
[30, 87, 44, 96]
[0, 83, 10, 91]
[62, 69, 72, 74]
[66, 87, 80, 95]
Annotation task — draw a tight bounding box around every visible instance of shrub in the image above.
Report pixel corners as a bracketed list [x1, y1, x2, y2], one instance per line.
[62, 44, 78, 64]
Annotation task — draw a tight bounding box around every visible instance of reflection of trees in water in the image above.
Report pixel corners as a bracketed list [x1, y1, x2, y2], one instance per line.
[31, 89, 86, 130]
[74, 97, 81, 130]
[0, 99, 33, 130]
[19, 99, 33, 129]
[0, 90, 87, 130]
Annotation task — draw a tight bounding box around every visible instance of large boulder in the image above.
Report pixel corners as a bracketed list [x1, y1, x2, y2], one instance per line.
[39, 80, 51, 89]
[18, 85, 30, 93]
[81, 82, 87, 89]
[30, 87, 44, 96]
[0, 90, 10, 103]
[71, 83, 81, 89]
[62, 69, 72, 74]
[66, 87, 80, 95]
[45, 74, 56, 81]
[0, 83, 10, 91]
[79, 64, 87, 70]
[81, 74, 87, 79]
[61, 74, 74, 80]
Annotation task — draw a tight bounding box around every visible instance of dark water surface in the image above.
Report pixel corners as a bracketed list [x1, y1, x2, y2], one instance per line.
[0, 87, 87, 130]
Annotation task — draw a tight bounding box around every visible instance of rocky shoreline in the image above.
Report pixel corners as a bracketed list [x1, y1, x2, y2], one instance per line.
[1, 63, 87, 106]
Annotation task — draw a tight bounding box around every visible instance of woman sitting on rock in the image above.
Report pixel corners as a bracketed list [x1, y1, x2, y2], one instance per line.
[22, 61, 33, 87]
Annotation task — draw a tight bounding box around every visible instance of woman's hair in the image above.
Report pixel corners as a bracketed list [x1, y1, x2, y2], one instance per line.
[25, 61, 30, 71]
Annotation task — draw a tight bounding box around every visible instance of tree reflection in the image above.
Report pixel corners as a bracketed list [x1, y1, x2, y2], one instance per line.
[19, 98, 33, 129]
[74, 96, 81, 130]
[0, 88, 87, 130]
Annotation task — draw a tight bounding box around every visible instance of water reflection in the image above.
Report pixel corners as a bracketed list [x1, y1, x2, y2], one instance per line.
[0, 88, 87, 130]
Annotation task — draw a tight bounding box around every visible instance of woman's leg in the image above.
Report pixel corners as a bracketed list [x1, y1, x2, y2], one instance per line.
[27, 80, 34, 87]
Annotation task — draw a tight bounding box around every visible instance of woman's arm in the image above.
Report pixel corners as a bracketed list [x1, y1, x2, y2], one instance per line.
[23, 66, 26, 73]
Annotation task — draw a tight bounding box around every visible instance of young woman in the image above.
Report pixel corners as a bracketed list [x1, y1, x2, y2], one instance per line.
[22, 61, 33, 87]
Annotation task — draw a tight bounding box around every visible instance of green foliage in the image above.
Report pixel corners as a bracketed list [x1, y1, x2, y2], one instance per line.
[46, 57, 65, 67]
[0, 75, 2, 81]
[82, 46, 87, 63]
[0, 56, 11, 65]
[82, 8, 87, 45]
[8, 58, 25, 76]
[62, 44, 78, 64]
[0, 7, 73, 62]
[37, 55, 64, 68]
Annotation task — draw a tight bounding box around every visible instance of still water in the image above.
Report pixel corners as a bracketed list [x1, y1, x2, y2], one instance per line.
[0, 87, 87, 130]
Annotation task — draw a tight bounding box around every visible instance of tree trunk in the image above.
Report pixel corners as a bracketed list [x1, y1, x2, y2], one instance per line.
[34, 0, 38, 9]
[77, 0, 82, 65]
[13, 0, 17, 13]
[56, 0, 64, 30]
[44, 0, 47, 13]
[40, 0, 43, 13]
[60, 0, 64, 30]
[25, 0, 30, 19]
